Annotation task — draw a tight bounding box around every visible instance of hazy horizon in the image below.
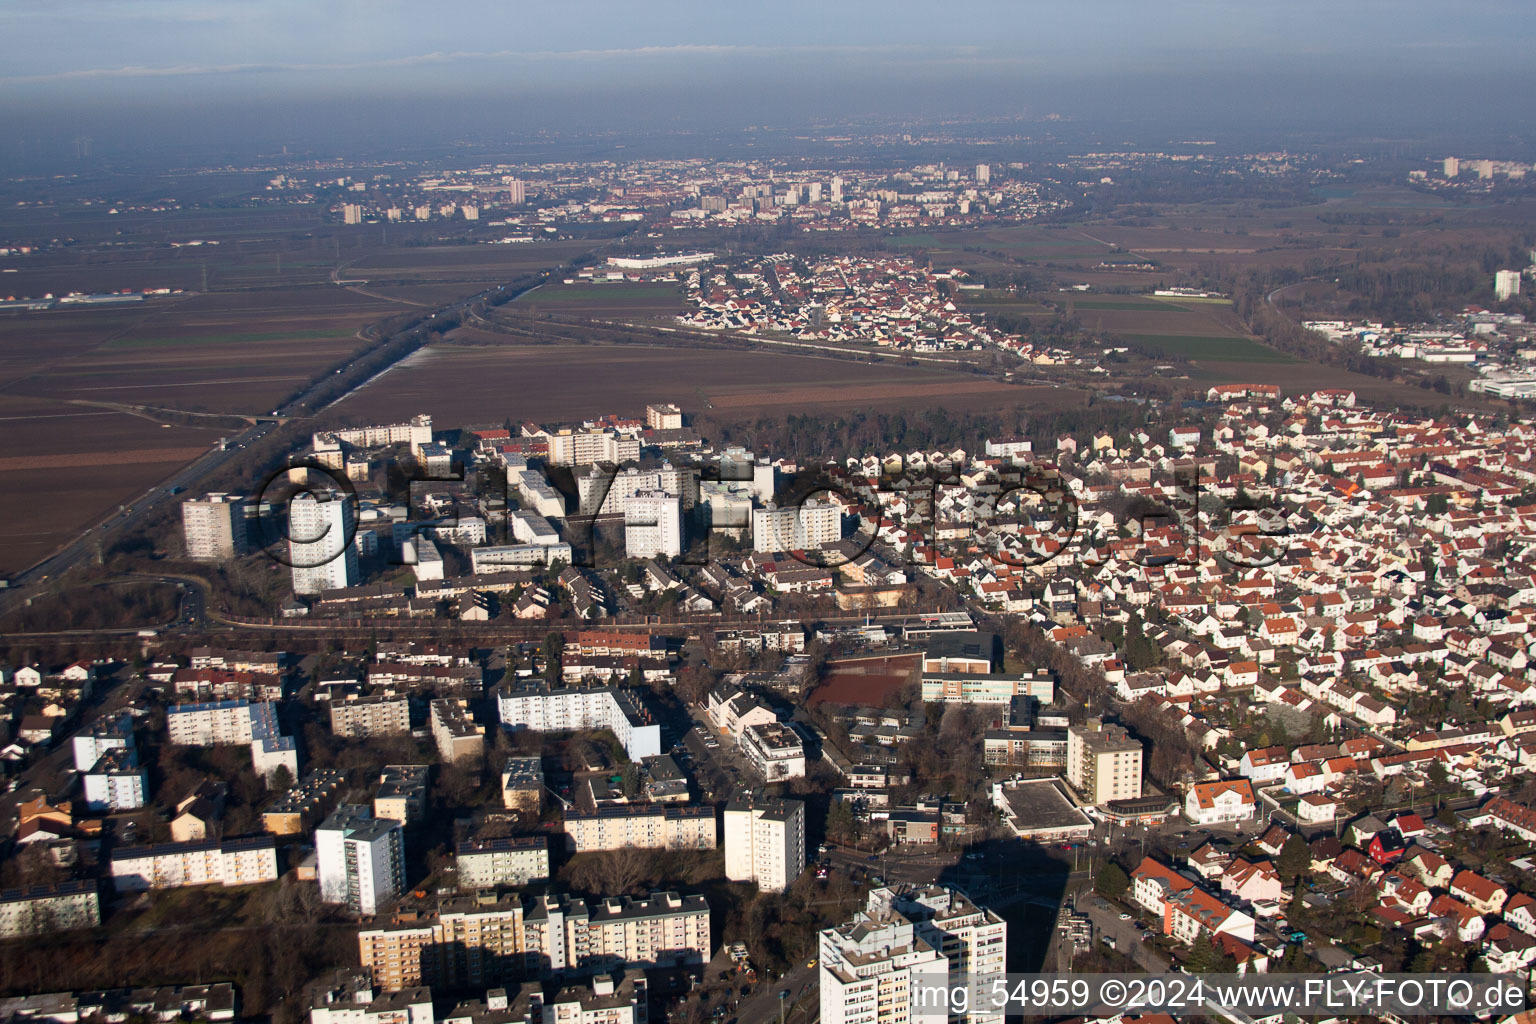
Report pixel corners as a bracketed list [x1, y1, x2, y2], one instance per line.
[1, 0, 1533, 162]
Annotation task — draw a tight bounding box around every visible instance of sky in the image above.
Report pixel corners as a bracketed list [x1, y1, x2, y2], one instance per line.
[0, 0, 1531, 152]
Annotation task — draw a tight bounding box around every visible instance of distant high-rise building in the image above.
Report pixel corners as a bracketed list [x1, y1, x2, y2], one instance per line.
[316, 805, 405, 915]
[181, 493, 247, 563]
[723, 793, 804, 893]
[1496, 270, 1522, 302]
[807, 181, 823, 203]
[976, 163, 991, 184]
[1443, 157, 1460, 178]
[343, 204, 363, 225]
[624, 492, 684, 560]
[830, 176, 844, 202]
[1476, 159, 1495, 180]
[289, 492, 359, 595]
[508, 179, 526, 204]
[645, 403, 684, 430]
[461, 204, 479, 221]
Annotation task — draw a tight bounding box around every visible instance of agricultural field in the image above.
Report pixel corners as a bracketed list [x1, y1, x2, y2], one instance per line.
[0, 393, 226, 575]
[1121, 333, 1295, 363]
[330, 340, 1084, 427]
[341, 241, 600, 305]
[0, 288, 401, 416]
[512, 281, 687, 318]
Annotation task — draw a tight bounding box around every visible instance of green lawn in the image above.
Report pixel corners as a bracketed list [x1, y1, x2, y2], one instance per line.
[1125, 333, 1296, 363]
[1070, 300, 1189, 311]
[1163, 295, 1233, 305]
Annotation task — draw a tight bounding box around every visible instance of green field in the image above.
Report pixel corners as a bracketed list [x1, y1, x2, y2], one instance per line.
[1162, 295, 1233, 305]
[1070, 300, 1189, 311]
[514, 283, 681, 304]
[1126, 333, 1295, 363]
[103, 328, 356, 349]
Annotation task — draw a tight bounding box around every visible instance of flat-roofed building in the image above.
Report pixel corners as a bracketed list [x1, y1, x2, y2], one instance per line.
[561, 805, 717, 853]
[358, 890, 710, 991]
[110, 836, 279, 891]
[497, 682, 660, 761]
[751, 501, 841, 553]
[502, 757, 543, 813]
[263, 768, 347, 835]
[181, 494, 248, 563]
[83, 748, 147, 811]
[331, 696, 411, 739]
[431, 699, 483, 764]
[317, 806, 405, 915]
[646, 404, 683, 430]
[0, 880, 100, 937]
[820, 884, 1007, 1024]
[740, 722, 805, 781]
[167, 699, 276, 746]
[456, 835, 551, 890]
[919, 669, 1053, 705]
[723, 793, 804, 893]
[1067, 717, 1143, 806]
[374, 765, 429, 824]
[920, 631, 999, 675]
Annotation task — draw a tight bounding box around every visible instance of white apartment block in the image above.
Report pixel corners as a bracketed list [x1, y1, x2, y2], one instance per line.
[545, 430, 641, 467]
[561, 805, 717, 854]
[723, 794, 805, 893]
[330, 695, 411, 738]
[576, 464, 698, 517]
[820, 885, 1006, 1024]
[290, 492, 360, 595]
[307, 972, 434, 1024]
[1066, 718, 1143, 806]
[526, 892, 710, 973]
[884, 885, 1007, 1021]
[72, 712, 132, 772]
[317, 806, 406, 915]
[515, 469, 568, 518]
[472, 543, 573, 573]
[751, 500, 841, 553]
[497, 683, 660, 760]
[1497, 269, 1522, 302]
[623, 492, 683, 559]
[510, 510, 562, 546]
[110, 836, 278, 891]
[181, 494, 247, 563]
[818, 902, 946, 1024]
[359, 891, 710, 991]
[455, 836, 552, 890]
[313, 415, 433, 458]
[83, 750, 147, 811]
[740, 722, 805, 781]
[0, 880, 99, 937]
[167, 699, 281, 746]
